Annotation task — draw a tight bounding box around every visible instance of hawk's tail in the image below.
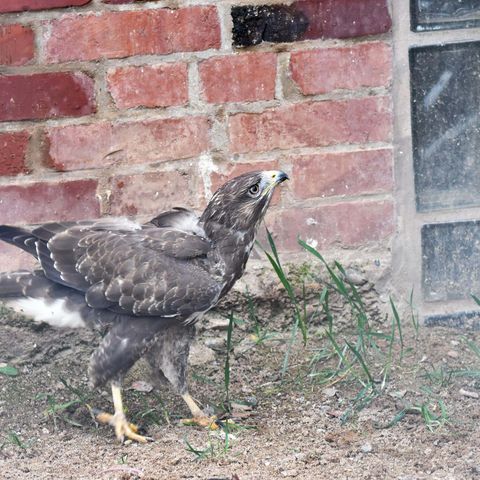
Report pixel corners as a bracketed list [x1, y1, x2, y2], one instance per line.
[0, 271, 40, 297]
[0, 271, 119, 331]
[0, 271, 89, 329]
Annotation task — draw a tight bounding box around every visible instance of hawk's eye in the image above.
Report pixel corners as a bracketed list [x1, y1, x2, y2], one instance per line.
[248, 184, 260, 197]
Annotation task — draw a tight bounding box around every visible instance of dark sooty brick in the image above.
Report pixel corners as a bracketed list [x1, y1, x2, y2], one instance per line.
[232, 5, 308, 47]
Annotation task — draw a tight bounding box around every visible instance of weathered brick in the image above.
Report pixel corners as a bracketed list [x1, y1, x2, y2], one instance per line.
[272, 200, 394, 251]
[107, 63, 188, 110]
[229, 97, 391, 154]
[291, 149, 393, 199]
[0, 24, 34, 66]
[103, 0, 158, 3]
[45, 6, 221, 63]
[0, 0, 90, 13]
[0, 179, 99, 224]
[209, 160, 281, 205]
[0, 72, 95, 122]
[46, 116, 210, 171]
[108, 171, 199, 217]
[199, 53, 277, 104]
[0, 244, 36, 272]
[290, 43, 392, 95]
[294, 0, 392, 40]
[0, 132, 30, 176]
[231, 1, 391, 47]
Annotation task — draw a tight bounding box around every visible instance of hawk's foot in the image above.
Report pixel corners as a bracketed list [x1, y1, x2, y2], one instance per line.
[181, 415, 219, 430]
[93, 409, 153, 443]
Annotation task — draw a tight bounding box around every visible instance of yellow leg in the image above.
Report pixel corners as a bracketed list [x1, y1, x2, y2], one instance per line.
[180, 392, 219, 430]
[95, 384, 154, 443]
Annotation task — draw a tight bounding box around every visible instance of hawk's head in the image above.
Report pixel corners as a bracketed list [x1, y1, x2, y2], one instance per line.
[201, 170, 288, 234]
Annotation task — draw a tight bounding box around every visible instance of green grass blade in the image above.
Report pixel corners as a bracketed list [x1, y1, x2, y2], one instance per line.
[390, 297, 404, 352]
[472, 294, 480, 306]
[266, 228, 281, 266]
[263, 249, 307, 344]
[281, 317, 299, 377]
[224, 312, 234, 409]
[345, 340, 375, 389]
[465, 339, 480, 359]
[409, 288, 419, 336]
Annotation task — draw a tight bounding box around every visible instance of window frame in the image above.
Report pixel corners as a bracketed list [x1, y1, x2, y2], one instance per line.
[392, 2, 480, 323]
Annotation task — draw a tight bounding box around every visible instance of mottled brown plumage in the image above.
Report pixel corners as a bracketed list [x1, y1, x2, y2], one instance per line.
[0, 170, 288, 442]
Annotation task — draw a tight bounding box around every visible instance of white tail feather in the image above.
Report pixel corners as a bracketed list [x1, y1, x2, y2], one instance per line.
[6, 298, 86, 328]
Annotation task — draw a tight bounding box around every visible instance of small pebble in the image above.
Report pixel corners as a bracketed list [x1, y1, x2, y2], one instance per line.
[459, 388, 479, 399]
[447, 350, 459, 359]
[281, 469, 299, 477]
[323, 387, 337, 398]
[360, 442, 373, 453]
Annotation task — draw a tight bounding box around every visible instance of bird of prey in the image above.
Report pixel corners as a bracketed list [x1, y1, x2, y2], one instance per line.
[0, 170, 288, 443]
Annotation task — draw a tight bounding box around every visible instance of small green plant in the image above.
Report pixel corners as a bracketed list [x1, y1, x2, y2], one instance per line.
[245, 288, 278, 345]
[223, 311, 234, 412]
[0, 364, 19, 377]
[131, 391, 170, 427]
[36, 377, 91, 429]
[261, 229, 308, 345]
[184, 421, 235, 460]
[5, 431, 27, 449]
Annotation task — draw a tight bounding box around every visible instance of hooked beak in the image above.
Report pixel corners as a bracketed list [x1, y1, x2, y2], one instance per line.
[275, 171, 289, 184]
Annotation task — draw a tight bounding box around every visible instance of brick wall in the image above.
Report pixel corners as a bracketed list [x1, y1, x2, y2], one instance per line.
[0, 0, 393, 272]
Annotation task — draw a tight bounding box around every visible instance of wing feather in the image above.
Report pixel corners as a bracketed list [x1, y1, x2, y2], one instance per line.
[0, 215, 220, 319]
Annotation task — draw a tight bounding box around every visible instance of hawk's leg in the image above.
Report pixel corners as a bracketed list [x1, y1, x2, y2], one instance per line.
[147, 324, 218, 430]
[95, 382, 154, 443]
[180, 392, 219, 430]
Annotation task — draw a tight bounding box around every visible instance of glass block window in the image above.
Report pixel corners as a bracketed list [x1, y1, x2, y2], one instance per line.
[411, 0, 480, 31]
[410, 42, 480, 212]
[422, 221, 480, 302]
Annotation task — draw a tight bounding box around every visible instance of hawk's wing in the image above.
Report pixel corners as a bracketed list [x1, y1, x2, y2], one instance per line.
[0, 216, 221, 319]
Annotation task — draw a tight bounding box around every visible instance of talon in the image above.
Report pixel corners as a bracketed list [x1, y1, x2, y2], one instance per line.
[113, 413, 153, 443]
[93, 409, 151, 443]
[181, 415, 219, 430]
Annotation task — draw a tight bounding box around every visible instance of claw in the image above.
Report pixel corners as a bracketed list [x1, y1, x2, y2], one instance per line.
[181, 415, 219, 430]
[90, 384, 154, 444]
[112, 413, 154, 444]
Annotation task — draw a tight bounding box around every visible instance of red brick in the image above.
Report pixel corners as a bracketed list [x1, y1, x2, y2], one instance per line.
[228, 97, 391, 154]
[0, 24, 34, 66]
[103, 0, 158, 3]
[291, 149, 393, 199]
[209, 160, 281, 206]
[46, 116, 210, 171]
[108, 171, 199, 217]
[0, 132, 30, 176]
[0, 179, 99, 224]
[199, 53, 277, 104]
[45, 7, 221, 63]
[0, 0, 90, 13]
[294, 0, 392, 40]
[107, 63, 188, 110]
[0, 73, 95, 122]
[0, 244, 36, 272]
[272, 200, 394, 251]
[290, 43, 391, 96]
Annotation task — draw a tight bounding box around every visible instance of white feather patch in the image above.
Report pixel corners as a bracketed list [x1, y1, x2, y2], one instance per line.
[6, 297, 86, 329]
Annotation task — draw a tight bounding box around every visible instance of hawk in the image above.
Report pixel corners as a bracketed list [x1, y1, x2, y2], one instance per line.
[0, 170, 288, 443]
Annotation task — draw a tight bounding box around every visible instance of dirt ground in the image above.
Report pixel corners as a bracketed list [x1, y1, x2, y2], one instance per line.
[1, 302, 480, 480]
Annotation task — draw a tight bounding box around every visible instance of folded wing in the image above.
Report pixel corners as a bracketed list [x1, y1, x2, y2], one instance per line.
[0, 214, 221, 320]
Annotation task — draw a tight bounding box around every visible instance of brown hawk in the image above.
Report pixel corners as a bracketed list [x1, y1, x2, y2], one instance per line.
[0, 170, 288, 442]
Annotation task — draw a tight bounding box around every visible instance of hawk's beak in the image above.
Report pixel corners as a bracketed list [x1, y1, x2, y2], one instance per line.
[275, 171, 289, 184]
[261, 170, 289, 197]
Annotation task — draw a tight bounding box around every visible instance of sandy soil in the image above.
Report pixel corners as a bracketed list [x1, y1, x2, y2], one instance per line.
[1, 305, 480, 480]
